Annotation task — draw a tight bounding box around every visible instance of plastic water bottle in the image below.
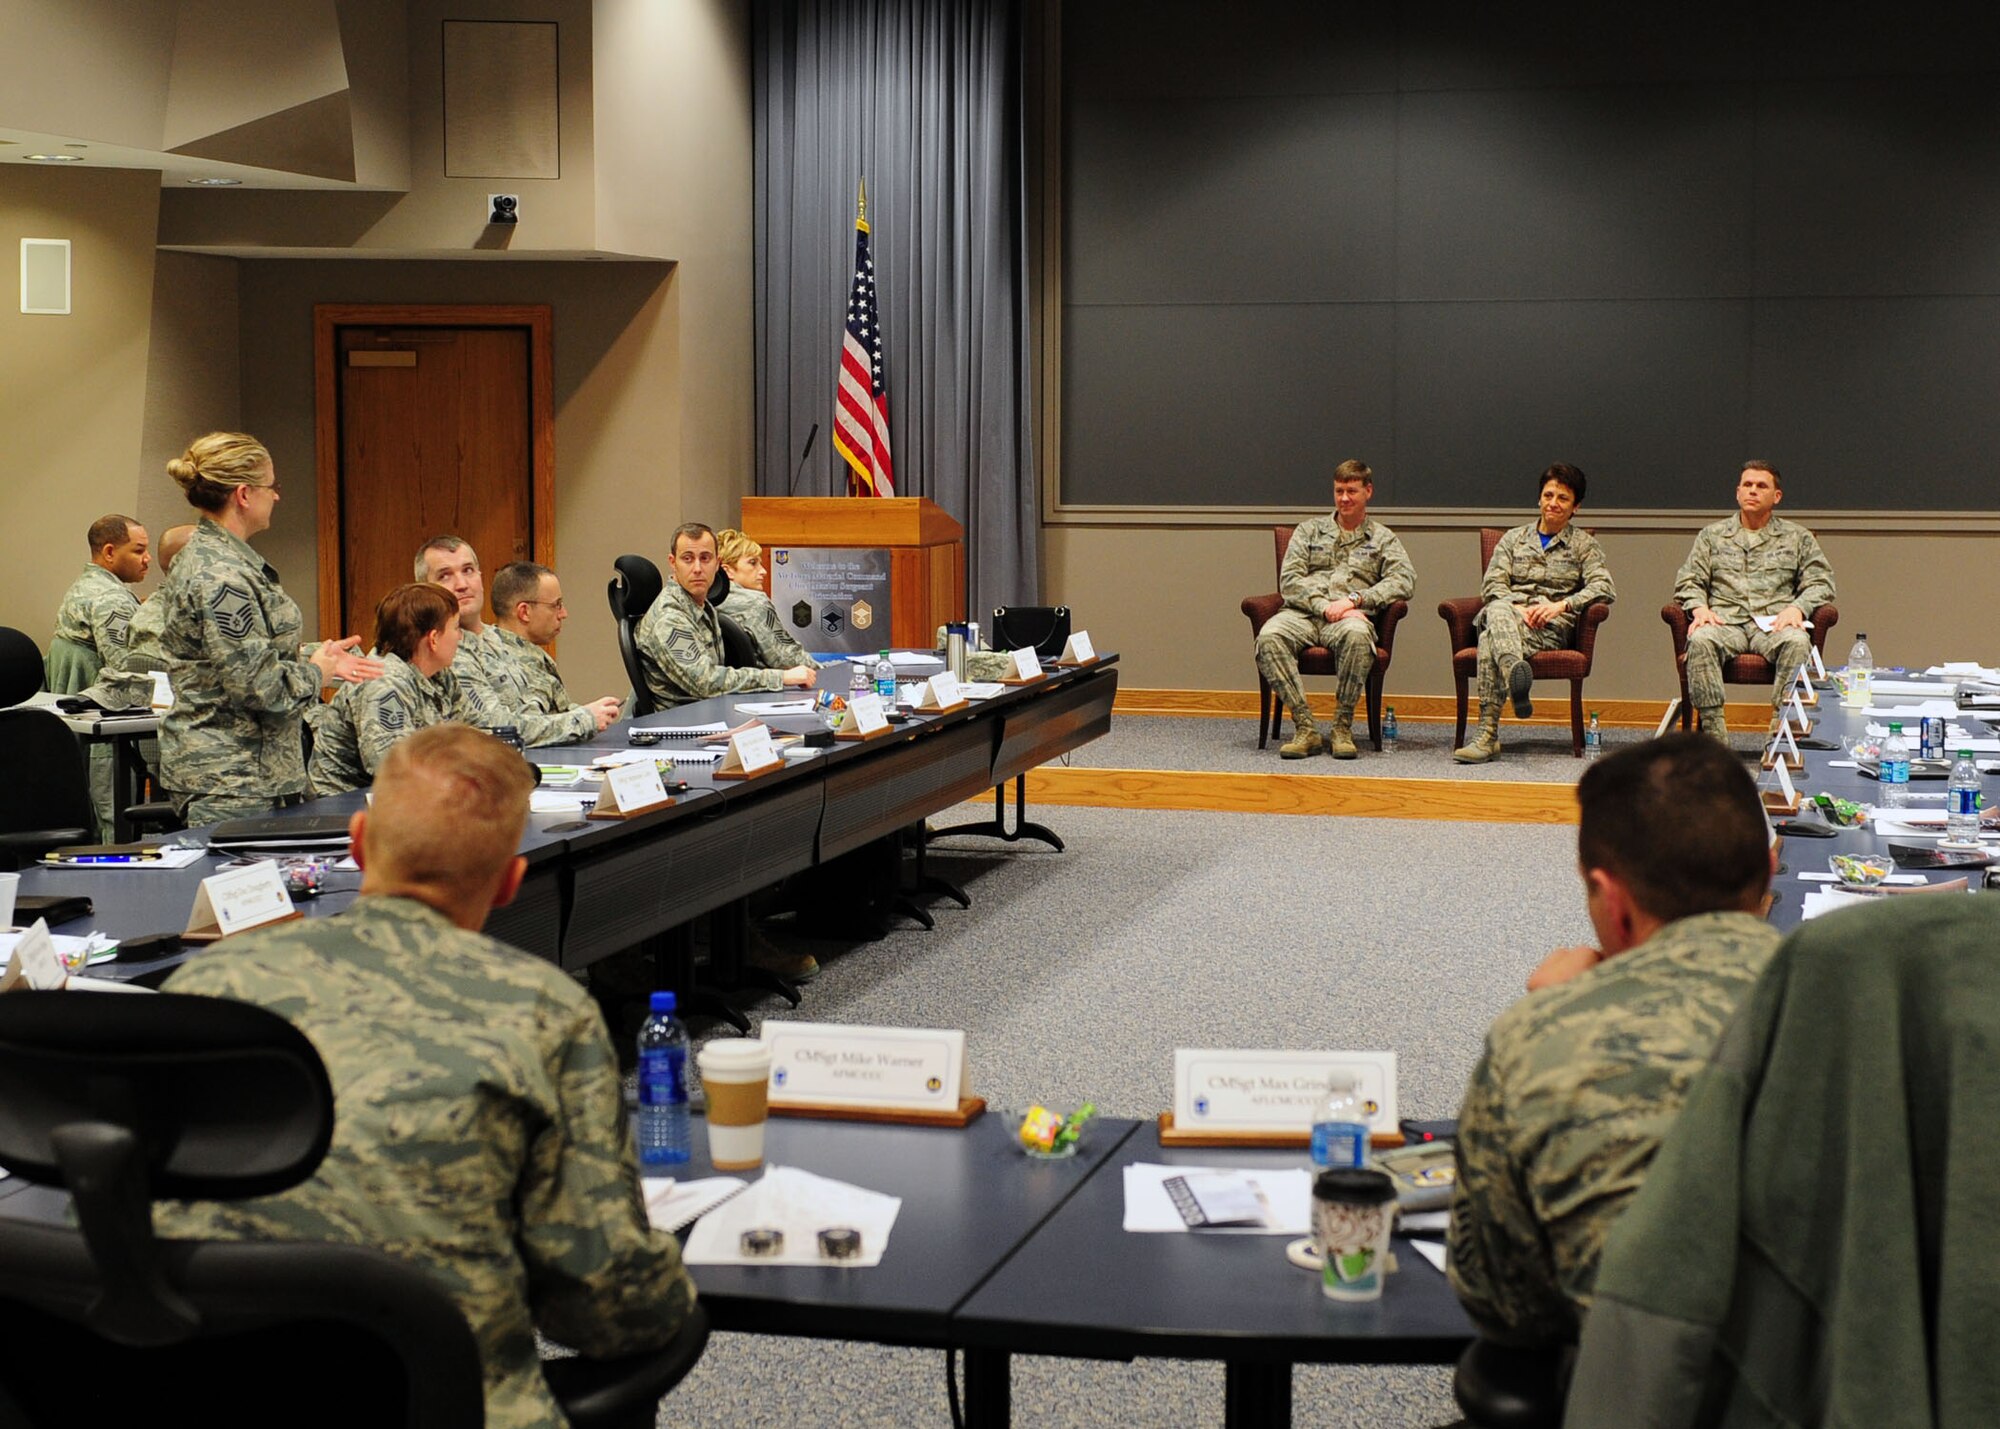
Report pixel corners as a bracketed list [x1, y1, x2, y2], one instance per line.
[1948, 749, 1982, 845]
[1585, 711, 1603, 760]
[1847, 632, 1874, 709]
[1881, 722, 1911, 810]
[849, 659, 870, 696]
[1309, 1075, 1369, 1170]
[873, 649, 896, 703]
[636, 991, 690, 1166]
[1382, 707, 1398, 752]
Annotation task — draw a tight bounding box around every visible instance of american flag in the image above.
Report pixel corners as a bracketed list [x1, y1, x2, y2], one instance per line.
[833, 184, 895, 497]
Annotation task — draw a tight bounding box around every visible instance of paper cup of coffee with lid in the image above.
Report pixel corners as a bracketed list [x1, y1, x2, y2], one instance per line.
[697, 1037, 772, 1170]
[1312, 1168, 1397, 1301]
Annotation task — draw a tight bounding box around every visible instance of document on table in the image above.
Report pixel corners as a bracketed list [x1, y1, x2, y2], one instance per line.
[1866, 701, 1960, 718]
[0, 930, 118, 966]
[1122, 1163, 1312, 1235]
[959, 682, 1006, 701]
[1407, 1240, 1448, 1274]
[1802, 887, 1878, 921]
[1929, 664, 2000, 680]
[735, 700, 820, 716]
[1869, 680, 1955, 697]
[530, 790, 595, 813]
[644, 1176, 748, 1234]
[887, 651, 943, 667]
[680, 1165, 901, 1268]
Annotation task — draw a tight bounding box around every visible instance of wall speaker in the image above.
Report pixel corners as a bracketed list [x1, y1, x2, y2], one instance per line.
[20, 238, 70, 315]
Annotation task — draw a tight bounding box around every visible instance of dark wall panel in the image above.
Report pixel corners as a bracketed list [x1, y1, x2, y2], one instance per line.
[1057, 5, 2000, 510]
[1754, 77, 2000, 296]
[1065, 95, 1397, 304]
[1751, 298, 2000, 497]
[1396, 86, 1754, 302]
[1394, 302, 1751, 506]
[1061, 303, 1395, 507]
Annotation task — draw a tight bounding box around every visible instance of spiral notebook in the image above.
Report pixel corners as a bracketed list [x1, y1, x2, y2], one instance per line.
[644, 1175, 749, 1233]
[633, 721, 730, 738]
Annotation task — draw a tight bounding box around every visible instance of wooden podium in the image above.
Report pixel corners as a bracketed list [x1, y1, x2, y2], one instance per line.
[741, 497, 965, 651]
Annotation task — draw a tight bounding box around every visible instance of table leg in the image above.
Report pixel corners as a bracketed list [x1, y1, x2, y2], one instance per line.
[961, 1348, 1011, 1428]
[1223, 1360, 1291, 1428]
[110, 734, 143, 843]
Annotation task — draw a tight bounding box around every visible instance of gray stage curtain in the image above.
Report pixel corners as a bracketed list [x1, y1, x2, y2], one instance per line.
[752, 0, 1038, 624]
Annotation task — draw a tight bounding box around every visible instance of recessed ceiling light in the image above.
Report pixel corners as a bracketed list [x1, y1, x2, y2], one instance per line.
[187, 176, 242, 186]
[24, 153, 85, 163]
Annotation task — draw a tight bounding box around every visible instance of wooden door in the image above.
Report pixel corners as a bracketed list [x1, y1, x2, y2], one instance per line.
[314, 305, 554, 644]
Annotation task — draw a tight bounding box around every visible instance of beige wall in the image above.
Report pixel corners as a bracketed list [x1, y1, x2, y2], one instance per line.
[139, 251, 241, 553]
[1044, 522, 2000, 704]
[0, 165, 163, 638]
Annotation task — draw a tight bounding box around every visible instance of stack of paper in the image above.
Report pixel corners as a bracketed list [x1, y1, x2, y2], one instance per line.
[1121, 1163, 1311, 1235]
[681, 1166, 902, 1268]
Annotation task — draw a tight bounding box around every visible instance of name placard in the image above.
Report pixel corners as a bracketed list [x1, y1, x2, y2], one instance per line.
[592, 758, 672, 818]
[834, 692, 890, 740]
[1773, 756, 1798, 807]
[185, 862, 298, 943]
[1762, 716, 1802, 771]
[1006, 647, 1043, 681]
[916, 672, 966, 711]
[766, 1021, 969, 1111]
[1810, 645, 1828, 680]
[1789, 688, 1812, 731]
[0, 920, 68, 992]
[1172, 1048, 1398, 1136]
[714, 724, 782, 779]
[1059, 631, 1096, 664]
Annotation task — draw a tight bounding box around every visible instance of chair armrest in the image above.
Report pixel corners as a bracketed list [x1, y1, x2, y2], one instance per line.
[1241, 593, 1283, 632]
[1572, 600, 1612, 662]
[1374, 599, 1409, 649]
[546, 1305, 711, 1429]
[1809, 603, 1840, 650]
[1659, 602, 1691, 651]
[1437, 596, 1481, 652]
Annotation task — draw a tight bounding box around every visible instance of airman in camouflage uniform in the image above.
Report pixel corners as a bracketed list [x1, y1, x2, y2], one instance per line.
[50, 562, 140, 690]
[483, 563, 625, 746]
[114, 526, 196, 679]
[157, 519, 324, 825]
[308, 652, 459, 795]
[719, 582, 824, 671]
[448, 621, 517, 730]
[637, 524, 814, 710]
[1254, 460, 1415, 758]
[1448, 734, 1778, 1347]
[160, 724, 694, 1429]
[1455, 465, 1615, 763]
[1674, 462, 1835, 740]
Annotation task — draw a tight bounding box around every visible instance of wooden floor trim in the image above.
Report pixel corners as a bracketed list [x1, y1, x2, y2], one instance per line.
[1023, 766, 1581, 824]
[1112, 688, 1772, 729]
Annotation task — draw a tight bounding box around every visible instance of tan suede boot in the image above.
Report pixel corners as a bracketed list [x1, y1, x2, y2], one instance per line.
[1453, 729, 1503, 764]
[1696, 705, 1729, 742]
[1326, 705, 1358, 759]
[1280, 724, 1325, 759]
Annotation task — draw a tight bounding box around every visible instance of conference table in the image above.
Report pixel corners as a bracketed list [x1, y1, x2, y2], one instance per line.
[1756, 677, 1998, 932]
[648, 1113, 1471, 1429]
[16, 654, 1119, 989]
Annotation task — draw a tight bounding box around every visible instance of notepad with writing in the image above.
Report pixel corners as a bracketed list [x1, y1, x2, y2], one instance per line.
[1161, 1172, 1273, 1228]
[644, 1176, 750, 1233]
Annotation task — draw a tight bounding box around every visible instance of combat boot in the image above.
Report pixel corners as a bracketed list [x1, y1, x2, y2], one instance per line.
[1453, 729, 1502, 764]
[1326, 706, 1359, 759]
[1507, 658, 1535, 719]
[1280, 724, 1325, 759]
[1696, 705, 1729, 742]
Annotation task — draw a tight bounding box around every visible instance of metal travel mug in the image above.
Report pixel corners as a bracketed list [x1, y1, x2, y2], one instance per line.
[946, 623, 969, 681]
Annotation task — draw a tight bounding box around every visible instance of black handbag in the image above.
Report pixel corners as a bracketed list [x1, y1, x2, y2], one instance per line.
[989, 606, 1071, 659]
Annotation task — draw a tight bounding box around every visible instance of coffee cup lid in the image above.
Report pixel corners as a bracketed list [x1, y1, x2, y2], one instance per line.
[1313, 1168, 1395, 1205]
[697, 1037, 769, 1069]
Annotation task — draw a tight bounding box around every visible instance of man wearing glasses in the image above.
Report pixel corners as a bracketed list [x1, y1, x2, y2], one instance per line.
[488, 561, 624, 743]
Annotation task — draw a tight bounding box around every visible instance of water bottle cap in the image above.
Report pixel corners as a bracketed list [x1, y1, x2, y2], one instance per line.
[649, 991, 677, 1014]
[1889, 722, 1903, 732]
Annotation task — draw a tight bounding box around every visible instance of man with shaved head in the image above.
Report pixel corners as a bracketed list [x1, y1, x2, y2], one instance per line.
[161, 723, 696, 1428]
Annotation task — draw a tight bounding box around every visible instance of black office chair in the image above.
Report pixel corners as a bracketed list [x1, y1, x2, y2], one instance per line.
[1454, 1338, 1570, 1428]
[0, 626, 43, 706]
[0, 992, 709, 1429]
[608, 554, 666, 718]
[0, 707, 96, 869]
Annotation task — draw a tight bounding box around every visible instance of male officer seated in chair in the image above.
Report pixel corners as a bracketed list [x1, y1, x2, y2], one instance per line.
[1252, 459, 1414, 759]
[1447, 734, 1778, 1350]
[160, 723, 696, 1429]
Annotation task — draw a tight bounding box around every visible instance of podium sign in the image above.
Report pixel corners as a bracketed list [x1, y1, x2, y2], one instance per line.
[769, 547, 892, 657]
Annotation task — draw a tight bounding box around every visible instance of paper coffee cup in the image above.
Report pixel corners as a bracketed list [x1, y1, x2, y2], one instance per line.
[697, 1037, 772, 1171]
[1312, 1168, 1397, 1302]
[0, 872, 19, 929]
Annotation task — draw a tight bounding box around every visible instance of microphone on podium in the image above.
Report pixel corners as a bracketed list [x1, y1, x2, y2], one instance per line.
[786, 422, 820, 498]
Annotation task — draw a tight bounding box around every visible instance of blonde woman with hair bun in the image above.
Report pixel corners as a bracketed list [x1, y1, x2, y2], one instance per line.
[714, 527, 823, 672]
[155, 431, 382, 824]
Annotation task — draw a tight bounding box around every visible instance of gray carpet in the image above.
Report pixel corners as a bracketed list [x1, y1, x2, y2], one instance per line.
[1064, 713, 1766, 783]
[655, 804, 1593, 1426]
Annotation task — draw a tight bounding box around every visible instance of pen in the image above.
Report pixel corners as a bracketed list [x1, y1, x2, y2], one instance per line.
[67, 855, 160, 865]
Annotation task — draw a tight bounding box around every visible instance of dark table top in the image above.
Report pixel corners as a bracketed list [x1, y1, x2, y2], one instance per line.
[659, 1111, 1141, 1348]
[953, 1126, 1474, 1366]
